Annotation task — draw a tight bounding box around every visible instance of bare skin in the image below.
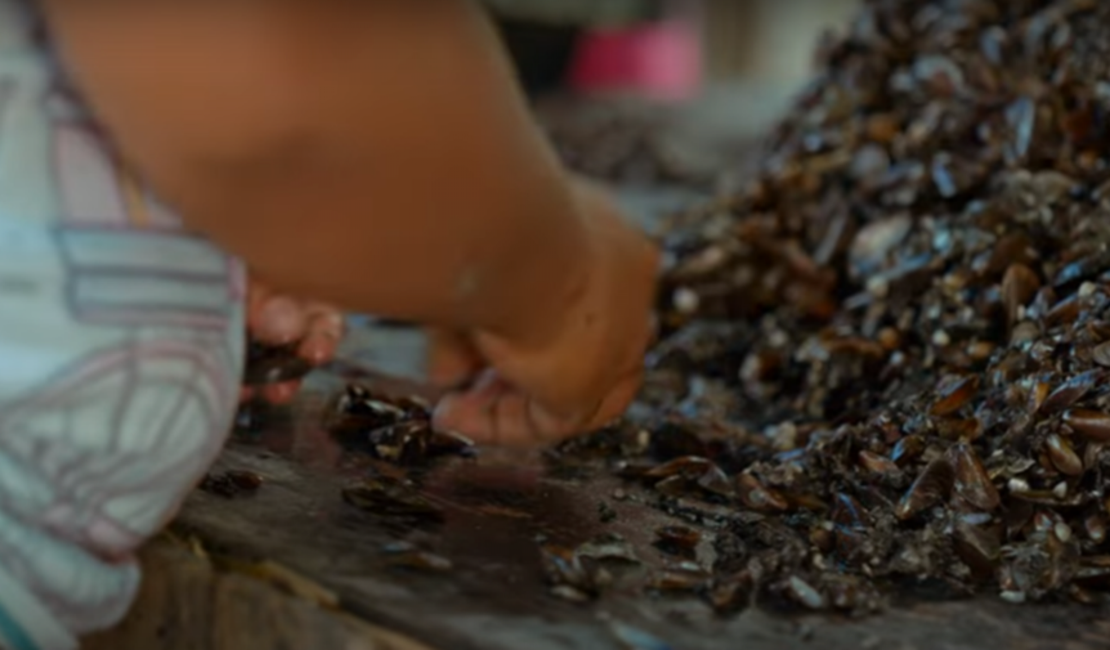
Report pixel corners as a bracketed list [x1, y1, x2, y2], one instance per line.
[39, 0, 659, 444]
[242, 281, 344, 405]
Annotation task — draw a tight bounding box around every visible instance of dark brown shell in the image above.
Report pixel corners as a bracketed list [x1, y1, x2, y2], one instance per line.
[932, 375, 979, 417]
[1092, 341, 1110, 367]
[1064, 409, 1110, 442]
[737, 473, 789, 512]
[1001, 263, 1040, 324]
[1040, 371, 1101, 414]
[654, 526, 702, 555]
[1044, 433, 1083, 476]
[896, 458, 955, 520]
[858, 450, 900, 476]
[949, 443, 1001, 511]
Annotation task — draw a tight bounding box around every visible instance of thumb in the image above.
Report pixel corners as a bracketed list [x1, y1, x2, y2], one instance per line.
[469, 329, 598, 423]
[432, 370, 580, 445]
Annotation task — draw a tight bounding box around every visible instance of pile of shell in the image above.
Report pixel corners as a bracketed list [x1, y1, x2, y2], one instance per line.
[625, 0, 1110, 609]
[269, 0, 1110, 613]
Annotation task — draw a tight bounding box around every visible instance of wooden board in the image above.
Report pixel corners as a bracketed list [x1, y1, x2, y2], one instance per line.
[83, 175, 1110, 649]
[84, 366, 1110, 650]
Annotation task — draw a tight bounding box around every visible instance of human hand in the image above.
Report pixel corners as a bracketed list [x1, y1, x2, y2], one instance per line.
[430, 181, 659, 445]
[241, 279, 345, 404]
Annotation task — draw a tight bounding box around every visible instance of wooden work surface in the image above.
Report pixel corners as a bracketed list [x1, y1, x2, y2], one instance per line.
[82, 360, 1110, 650]
[79, 167, 1110, 649]
[80, 167, 1110, 647]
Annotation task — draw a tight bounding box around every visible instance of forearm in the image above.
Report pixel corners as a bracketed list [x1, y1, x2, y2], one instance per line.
[161, 127, 591, 339]
[41, 0, 591, 338]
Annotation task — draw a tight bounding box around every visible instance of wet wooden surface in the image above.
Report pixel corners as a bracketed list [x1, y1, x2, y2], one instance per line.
[82, 360, 1110, 650]
[86, 182, 1110, 648]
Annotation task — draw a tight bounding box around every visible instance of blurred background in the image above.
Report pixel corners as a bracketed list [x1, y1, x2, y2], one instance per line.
[483, 0, 862, 218]
[488, 0, 860, 154]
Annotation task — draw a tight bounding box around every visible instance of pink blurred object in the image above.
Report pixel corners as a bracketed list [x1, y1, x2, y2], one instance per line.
[567, 17, 703, 102]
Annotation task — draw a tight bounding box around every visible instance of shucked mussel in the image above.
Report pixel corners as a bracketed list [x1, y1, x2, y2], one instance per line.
[327, 383, 476, 466]
[342, 474, 444, 522]
[618, 455, 734, 502]
[243, 340, 315, 386]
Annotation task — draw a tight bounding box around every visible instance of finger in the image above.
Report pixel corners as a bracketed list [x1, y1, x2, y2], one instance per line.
[426, 329, 483, 389]
[493, 391, 583, 445]
[484, 391, 538, 446]
[246, 280, 281, 333]
[250, 296, 308, 345]
[513, 366, 641, 441]
[298, 333, 340, 367]
[262, 381, 301, 405]
[297, 304, 345, 365]
[454, 388, 580, 447]
[246, 279, 274, 315]
[431, 371, 508, 441]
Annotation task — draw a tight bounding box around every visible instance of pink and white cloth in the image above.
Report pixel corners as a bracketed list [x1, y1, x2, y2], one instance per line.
[0, 3, 245, 648]
[568, 14, 703, 102]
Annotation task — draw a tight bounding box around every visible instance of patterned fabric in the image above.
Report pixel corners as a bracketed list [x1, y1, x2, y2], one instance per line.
[0, 2, 246, 648]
